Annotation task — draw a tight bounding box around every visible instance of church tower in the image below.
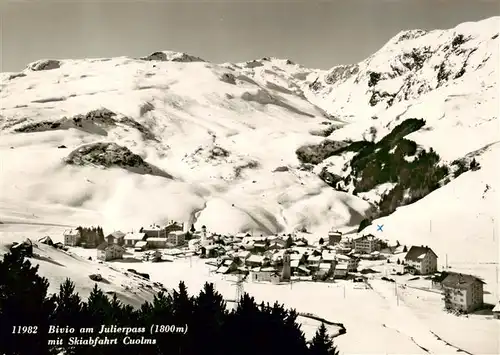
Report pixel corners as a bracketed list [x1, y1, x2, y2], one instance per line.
[281, 252, 291, 282]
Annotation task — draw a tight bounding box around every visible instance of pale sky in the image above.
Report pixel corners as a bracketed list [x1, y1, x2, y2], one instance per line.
[1, 0, 499, 72]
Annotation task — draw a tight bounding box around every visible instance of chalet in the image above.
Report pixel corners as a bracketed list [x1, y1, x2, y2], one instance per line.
[216, 259, 238, 274]
[245, 255, 269, 268]
[404, 246, 438, 275]
[322, 252, 336, 263]
[289, 253, 306, 264]
[97, 243, 125, 261]
[333, 263, 348, 279]
[492, 301, 500, 320]
[296, 265, 311, 276]
[146, 237, 167, 249]
[307, 255, 322, 270]
[290, 259, 301, 271]
[316, 262, 335, 280]
[328, 230, 342, 246]
[63, 229, 81, 247]
[268, 240, 286, 250]
[134, 241, 148, 251]
[237, 250, 252, 262]
[106, 231, 126, 246]
[441, 272, 485, 313]
[253, 242, 267, 253]
[354, 234, 379, 254]
[336, 254, 358, 271]
[167, 231, 186, 246]
[142, 224, 167, 239]
[204, 245, 222, 258]
[250, 267, 280, 283]
[339, 237, 354, 250]
[124, 232, 146, 247]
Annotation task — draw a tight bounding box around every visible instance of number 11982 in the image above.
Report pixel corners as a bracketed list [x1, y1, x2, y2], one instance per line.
[12, 326, 38, 334]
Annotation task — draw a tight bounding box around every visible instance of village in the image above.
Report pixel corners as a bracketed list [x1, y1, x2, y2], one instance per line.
[13, 220, 498, 320]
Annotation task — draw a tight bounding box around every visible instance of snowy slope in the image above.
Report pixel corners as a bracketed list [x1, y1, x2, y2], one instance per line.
[0, 53, 370, 236]
[305, 16, 499, 162]
[0, 224, 165, 307]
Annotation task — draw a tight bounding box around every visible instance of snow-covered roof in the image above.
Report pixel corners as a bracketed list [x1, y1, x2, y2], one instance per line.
[336, 254, 351, 261]
[108, 231, 126, 239]
[405, 246, 437, 261]
[336, 263, 349, 270]
[492, 302, 500, 313]
[64, 229, 80, 237]
[322, 253, 336, 261]
[217, 266, 229, 274]
[147, 237, 167, 242]
[135, 241, 147, 247]
[247, 255, 266, 263]
[308, 255, 321, 262]
[290, 260, 300, 268]
[125, 232, 145, 240]
[238, 251, 251, 259]
[298, 266, 310, 273]
[319, 263, 332, 269]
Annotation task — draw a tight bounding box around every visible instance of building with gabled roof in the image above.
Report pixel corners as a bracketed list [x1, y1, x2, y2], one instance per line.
[63, 229, 81, 247]
[106, 231, 126, 246]
[97, 243, 125, 261]
[124, 232, 146, 247]
[354, 234, 379, 254]
[404, 245, 438, 275]
[245, 254, 269, 267]
[441, 272, 485, 313]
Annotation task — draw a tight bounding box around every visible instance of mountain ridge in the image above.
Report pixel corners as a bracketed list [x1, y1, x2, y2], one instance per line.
[0, 17, 498, 242]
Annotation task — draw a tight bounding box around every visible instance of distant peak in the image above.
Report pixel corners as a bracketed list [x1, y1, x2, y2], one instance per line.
[140, 51, 205, 63]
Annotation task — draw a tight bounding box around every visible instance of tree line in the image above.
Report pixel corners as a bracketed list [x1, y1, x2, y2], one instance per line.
[0, 249, 340, 355]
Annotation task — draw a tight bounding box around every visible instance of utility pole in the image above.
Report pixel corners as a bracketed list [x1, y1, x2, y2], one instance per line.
[446, 254, 448, 269]
[395, 282, 399, 306]
[343, 284, 346, 299]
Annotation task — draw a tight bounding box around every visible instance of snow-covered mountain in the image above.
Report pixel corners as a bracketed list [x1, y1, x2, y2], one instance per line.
[1, 17, 499, 284]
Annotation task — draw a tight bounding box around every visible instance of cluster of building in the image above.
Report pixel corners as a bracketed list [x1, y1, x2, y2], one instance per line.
[191, 229, 379, 282]
[62, 223, 492, 316]
[401, 245, 486, 314]
[63, 221, 186, 261]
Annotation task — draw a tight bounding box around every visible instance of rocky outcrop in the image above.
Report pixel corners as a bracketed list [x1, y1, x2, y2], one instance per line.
[141, 51, 205, 63]
[64, 142, 172, 178]
[27, 59, 62, 71]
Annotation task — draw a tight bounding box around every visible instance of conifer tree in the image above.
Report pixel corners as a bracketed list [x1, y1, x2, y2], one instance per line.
[191, 283, 227, 355]
[0, 250, 55, 355]
[309, 323, 340, 355]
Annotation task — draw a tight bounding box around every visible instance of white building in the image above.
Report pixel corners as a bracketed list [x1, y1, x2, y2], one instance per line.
[336, 254, 358, 271]
[354, 234, 379, 254]
[124, 232, 146, 247]
[63, 229, 81, 247]
[442, 272, 485, 313]
[167, 231, 186, 246]
[97, 244, 125, 261]
[404, 246, 438, 275]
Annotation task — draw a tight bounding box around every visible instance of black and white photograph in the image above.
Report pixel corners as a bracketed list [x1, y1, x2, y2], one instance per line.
[0, 0, 499, 354]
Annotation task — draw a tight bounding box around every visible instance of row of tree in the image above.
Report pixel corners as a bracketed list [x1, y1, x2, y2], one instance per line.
[0, 249, 341, 355]
[75, 226, 105, 248]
